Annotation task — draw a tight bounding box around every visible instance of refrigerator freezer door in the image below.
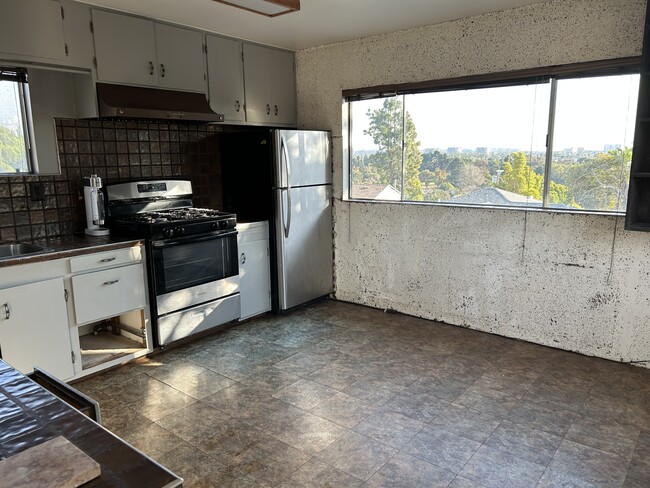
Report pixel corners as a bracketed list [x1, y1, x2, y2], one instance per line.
[275, 184, 333, 310]
[275, 130, 331, 188]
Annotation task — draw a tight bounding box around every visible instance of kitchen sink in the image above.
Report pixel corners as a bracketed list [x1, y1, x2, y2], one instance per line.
[0, 243, 52, 260]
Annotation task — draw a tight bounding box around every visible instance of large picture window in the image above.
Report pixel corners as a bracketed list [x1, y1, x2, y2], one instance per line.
[348, 68, 639, 213]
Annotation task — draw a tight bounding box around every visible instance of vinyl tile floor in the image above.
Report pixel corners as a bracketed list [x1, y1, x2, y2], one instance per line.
[74, 300, 650, 488]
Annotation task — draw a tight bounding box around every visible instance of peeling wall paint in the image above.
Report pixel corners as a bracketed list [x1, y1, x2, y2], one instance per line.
[295, 0, 650, 366]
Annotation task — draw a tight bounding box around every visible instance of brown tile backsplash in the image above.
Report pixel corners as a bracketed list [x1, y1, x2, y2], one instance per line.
[0, 119, 224, 242]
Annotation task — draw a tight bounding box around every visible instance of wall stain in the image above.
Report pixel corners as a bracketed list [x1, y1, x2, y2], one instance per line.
[555, 262, 595, 269]
[590, 291, 618, 309]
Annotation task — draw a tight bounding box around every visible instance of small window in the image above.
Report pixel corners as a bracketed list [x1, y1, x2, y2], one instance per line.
[0, 68, 33, 174]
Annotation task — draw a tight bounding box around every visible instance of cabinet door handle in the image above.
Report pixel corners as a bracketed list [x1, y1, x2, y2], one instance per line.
[99, 257, 116, 263]
[149, 61, 154, 75]
[2, 304, 8, 320]
[274, 104, 278, 116]
[235, 100, 241, 112]
[103, 279, 119, 286]
[266, 104, 271, 115]
[240, 252, 246, 265]
[160, 63, 166, 77]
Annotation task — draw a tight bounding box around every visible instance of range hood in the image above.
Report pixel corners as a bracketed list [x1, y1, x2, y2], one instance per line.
[96, 83, 224, 122]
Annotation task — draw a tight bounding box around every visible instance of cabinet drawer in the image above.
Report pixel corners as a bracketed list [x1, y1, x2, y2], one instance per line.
[69, 247, 142, 273]
[71, 264, 146, 325]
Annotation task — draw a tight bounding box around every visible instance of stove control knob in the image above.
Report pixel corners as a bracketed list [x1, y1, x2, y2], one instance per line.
[178, 227, 186, 236]
[211, 222, 218, 231]
[219, 220, 228, 229]
[163, 228, 173, 238]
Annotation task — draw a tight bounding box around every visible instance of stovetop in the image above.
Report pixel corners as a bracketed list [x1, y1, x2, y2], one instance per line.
[109, 207, 237, 240]
[115, 207, 232, 225]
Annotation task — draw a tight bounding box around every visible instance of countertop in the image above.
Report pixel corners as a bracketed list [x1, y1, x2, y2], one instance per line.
[0, 359, 182, 487]
[0, 235, 145, 268]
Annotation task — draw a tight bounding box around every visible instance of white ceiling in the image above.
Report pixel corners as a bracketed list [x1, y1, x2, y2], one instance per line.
[78, 0, 550, 51]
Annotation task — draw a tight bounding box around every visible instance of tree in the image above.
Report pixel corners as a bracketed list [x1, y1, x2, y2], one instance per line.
[0, 126, 26, 173]
[364, 98, 423, 200]
[558, 147, 632, 211]
[496, 151, 543, 200]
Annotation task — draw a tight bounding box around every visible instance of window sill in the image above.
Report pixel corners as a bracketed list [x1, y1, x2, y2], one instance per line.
[342, 197, 626, 218]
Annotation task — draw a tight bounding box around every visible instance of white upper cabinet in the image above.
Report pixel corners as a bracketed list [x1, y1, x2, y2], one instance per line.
[155, 23, 206, 93]
[61, 0, 94, 69]
[243, 43, 295, 126]
[91, 9, 206, 93]
[92, 10, 158, 87]
[0, 0, 66, 62]
[206, 35, 245, 123]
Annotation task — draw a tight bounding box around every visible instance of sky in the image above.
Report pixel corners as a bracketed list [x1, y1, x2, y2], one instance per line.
[0, 80, 24, 132]
[351, 73, 639, 153]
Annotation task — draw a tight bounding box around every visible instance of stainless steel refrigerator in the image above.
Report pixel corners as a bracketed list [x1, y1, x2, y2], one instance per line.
[273, 130, 333, 310]
[220, 128, 333, 311]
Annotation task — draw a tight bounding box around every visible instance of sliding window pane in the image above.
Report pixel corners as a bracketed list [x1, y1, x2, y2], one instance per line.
[549, 74, 639, 212]
[350, 97, 404, 201]
[0, 79, 29, 174]
[404, 82, 550, 206]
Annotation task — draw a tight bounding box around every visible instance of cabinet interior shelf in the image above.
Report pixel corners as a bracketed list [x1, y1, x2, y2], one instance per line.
[633, 172, 650, 178]
[79, 329, 146, 370]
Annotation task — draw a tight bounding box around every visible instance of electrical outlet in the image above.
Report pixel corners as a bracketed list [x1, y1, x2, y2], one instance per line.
[30, 182, 45, 202]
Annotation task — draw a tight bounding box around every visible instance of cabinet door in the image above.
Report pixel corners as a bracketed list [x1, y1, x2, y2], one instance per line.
[155, 23, 206, 93]
[0, 0, 66, 61]
[0, 278, 73, 379]
[206, 35, 246, 122]
[266, 48, 296, 126]
[61, 0, 94, 69]
[238, 240, 271, 320]
[243, 44, 296, 126]
[92, 10, 158, 87]
[243, 43, 273, 124]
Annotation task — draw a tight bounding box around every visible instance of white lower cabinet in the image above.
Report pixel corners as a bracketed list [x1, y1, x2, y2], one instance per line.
[68, 246, 152, 377]
[0, 243, 152, 382]
[238, 221, 272, 320]
[0, 277, 74, 380]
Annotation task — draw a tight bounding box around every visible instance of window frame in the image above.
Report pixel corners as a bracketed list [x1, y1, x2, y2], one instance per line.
[345, 57, 641, 214]
[0, 67, 36, 176]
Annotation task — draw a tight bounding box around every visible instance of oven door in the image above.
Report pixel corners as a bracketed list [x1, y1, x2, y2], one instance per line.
[151, 230, 239, 297]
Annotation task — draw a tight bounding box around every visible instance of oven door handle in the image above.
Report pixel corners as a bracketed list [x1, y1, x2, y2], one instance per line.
[152, 230, 237, 249]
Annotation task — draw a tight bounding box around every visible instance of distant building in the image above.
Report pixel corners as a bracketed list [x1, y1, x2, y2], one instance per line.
[451, 187, 572, 209]
[476, 147, 490, 156]
[604, 144, 622, 152]
[447, 147, 462, 155]
[451, 187, 541, 206]
[352, 184, 401, 201]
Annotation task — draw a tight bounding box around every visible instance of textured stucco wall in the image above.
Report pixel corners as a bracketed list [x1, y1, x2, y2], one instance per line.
[295, 0, 650, 365]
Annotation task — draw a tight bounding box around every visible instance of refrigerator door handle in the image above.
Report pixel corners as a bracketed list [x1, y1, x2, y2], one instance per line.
[281, 135, 292, 238]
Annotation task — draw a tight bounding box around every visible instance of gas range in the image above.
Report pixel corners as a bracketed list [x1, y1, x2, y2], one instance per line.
[103, 180, 241, 348]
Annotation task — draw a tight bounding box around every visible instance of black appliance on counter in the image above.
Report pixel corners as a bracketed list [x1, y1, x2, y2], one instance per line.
[104, 180, 239, 348]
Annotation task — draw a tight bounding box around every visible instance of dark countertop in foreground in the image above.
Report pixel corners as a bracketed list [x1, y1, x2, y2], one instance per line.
[0, 359, 182, 487]
[0, 235, 145, 268]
